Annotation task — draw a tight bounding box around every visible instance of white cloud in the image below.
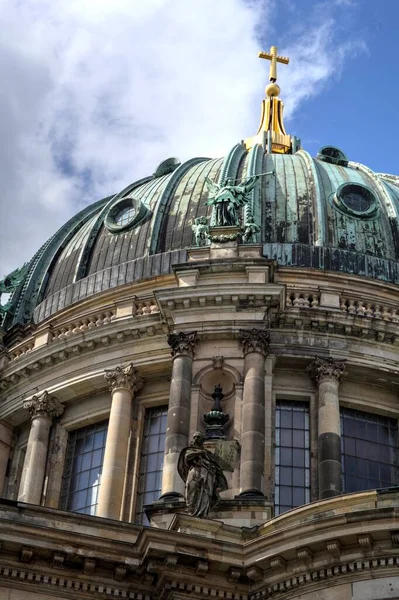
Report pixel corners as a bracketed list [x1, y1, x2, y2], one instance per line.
[0, 0, 362, 277]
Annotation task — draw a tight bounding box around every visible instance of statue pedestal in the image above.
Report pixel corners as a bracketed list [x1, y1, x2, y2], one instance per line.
[208, 225, 241, 242]
[146, 497, 272, 529]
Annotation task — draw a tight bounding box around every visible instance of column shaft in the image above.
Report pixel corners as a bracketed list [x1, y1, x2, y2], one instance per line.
[240, 352, 266, 494]
[18, 416, 51, 504]
[308, 357, 346, 500]
[0, 421, 13, 496]
[239, 329, 269, 497]
[97, 388, 133, 519]
[161, 331, 197, 499]
[97, 363, 142, 520]
[162, 355, 192, 497]
[18, 391, 64, 505]
[318, 377, 342, 498]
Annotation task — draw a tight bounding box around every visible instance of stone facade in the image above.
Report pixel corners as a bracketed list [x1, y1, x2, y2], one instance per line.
[1, 238, 399, 598]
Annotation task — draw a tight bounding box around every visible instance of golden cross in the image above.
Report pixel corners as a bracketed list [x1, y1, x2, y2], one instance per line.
[258, 46, 289, 83]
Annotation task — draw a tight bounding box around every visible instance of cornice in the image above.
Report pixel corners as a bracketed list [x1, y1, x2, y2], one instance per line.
[0, 493, 398, 600]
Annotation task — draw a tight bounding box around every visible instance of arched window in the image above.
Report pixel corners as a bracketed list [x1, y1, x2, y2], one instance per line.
[60, 421, 108, 515]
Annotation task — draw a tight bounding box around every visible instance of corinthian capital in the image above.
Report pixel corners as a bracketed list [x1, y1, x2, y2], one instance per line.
[23, 391, 64, 420]
[239, 328, 270, 357]
[105, 363, 143, 393]
[167, 331, 197, 358]
[308, 357, 346, 384]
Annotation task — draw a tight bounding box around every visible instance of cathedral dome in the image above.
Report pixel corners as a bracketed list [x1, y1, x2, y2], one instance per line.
[4, 144, 399, 329]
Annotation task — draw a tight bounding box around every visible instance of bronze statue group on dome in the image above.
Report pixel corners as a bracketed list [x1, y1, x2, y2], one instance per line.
[191, 174, 266, 246]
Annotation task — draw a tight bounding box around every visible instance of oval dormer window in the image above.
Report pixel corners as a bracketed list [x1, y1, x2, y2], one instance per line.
[333, 183, 379, 220]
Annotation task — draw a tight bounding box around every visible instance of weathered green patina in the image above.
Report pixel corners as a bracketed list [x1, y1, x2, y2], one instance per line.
[5, 143, 399, 331]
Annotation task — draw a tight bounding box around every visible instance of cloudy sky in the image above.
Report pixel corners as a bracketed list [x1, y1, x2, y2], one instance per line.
[0, 0, 397, 277]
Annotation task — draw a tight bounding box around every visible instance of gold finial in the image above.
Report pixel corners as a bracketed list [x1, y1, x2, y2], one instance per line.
[259, 46, 290, 98]
[259, 46, 289, 82]
[244, 45, 294, 154]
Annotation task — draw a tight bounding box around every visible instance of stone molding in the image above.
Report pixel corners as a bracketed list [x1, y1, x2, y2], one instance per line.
[23, 391, 64, 421]
[307, 356, 346, 384]
[239, 328, 270, 357]
[104, 363, 143, 393]
[167, 331, 198, 358]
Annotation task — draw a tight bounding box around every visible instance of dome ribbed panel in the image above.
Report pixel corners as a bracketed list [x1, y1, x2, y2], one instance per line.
[262, 152, 314, 245]
[44, 213, 99, 298]
[86, 175, 171, 275]
[156, 157, 223, 253]
[314, 160, 395, 259]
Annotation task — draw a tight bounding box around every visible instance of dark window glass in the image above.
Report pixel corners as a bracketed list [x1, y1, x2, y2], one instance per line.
[136, 406, 168, 525]
[275, 402, 310, 516]
[60, 421, 108, 516]
[341, 408, 398, 493]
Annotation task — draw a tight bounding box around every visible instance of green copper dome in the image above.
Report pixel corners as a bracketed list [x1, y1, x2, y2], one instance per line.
[3, 143, 399, 331]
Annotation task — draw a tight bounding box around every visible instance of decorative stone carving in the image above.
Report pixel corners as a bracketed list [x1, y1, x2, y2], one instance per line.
[196, 559, 209, 576]
[358, 534, 373, 550]
[307, 356, 346, 384]
[114, 565, 127, 581]
[297, 547, 313, 563]
[239, 328, 270, 356]
[390, 530, 399, 548]
[52, 552, 65, 568]
[104, 363, 143, 393]
[270, 556, 286, 570]
[20, 547, 34, 563]
[246, 565, 263, 582]
[167, 331, 198, 358]
[23, 391, 64, 421]
[326, 540, 341, 558]
[83, 558, 96, 575]
[212, 355, 224, 369]
[178, 431, 228, 517]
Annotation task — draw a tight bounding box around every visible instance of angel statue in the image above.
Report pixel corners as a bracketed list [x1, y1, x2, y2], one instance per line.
[205, 176, 257, 227]
[192, 216, 209, 246]
[178, 431, 228, 518]
[242, 215, 261, 243]
[0, 263, 28, 318]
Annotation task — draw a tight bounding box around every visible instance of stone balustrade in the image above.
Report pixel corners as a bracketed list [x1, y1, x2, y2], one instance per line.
[340, 298, 399, 321]
[286, 291, 320, 308]
[50, 310, 115, 341]
[9, 341, 34, 361]
[7, 299, 160, 363]
[132, 299, 159, 316]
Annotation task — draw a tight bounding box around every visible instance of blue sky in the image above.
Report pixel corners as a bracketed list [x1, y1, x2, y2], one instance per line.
[0, 0, 398, 275]
[272, 0, 397, 173]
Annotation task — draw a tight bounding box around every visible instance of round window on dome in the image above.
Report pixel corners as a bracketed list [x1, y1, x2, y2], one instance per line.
[105, 196, 144, 233]
[114, 205, 137, 227]
[333, 183, 379, 219]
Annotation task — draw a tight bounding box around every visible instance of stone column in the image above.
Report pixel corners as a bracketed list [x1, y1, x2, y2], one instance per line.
[161, 331, 197, 499]
[238, 328, 270, 496]
[308, 357, 346, 499]
[18, 391, 64, 505]
[0, 421, 13, 496]
[97, 363, 143, 520]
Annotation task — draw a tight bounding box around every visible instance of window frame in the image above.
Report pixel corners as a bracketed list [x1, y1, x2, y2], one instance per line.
[272, 392, 317, 515]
